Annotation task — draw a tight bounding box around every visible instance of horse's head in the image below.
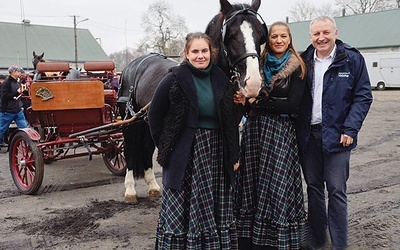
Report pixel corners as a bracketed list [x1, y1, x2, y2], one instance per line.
[32, 51, 45, 70]
[206, 0, 268, 97]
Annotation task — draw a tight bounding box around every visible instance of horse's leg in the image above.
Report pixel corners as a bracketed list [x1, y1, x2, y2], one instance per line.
[142, 125, 161, 197]
[123, 126, 138, 204]
[144, 167, 161, 197]
[124, 169, 138, 204]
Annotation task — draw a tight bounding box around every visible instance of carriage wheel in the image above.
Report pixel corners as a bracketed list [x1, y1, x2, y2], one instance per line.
[102, 139, 126, 176]
[9, 131, 44, 195]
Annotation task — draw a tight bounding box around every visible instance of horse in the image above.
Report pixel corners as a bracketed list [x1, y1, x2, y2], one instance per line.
[32, 51, 81, 80]
[119, 0, 268, 204]
[32, 51, 45, 70]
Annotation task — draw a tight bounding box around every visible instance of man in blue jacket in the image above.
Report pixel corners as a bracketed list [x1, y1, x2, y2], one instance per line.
[297, 16, 373, 249]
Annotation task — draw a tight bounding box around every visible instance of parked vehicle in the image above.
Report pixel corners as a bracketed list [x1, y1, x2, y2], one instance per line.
[9, 61, 128, 194]
[363, 52, 400, 90]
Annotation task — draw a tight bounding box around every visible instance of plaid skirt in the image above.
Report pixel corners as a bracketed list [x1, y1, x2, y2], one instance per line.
[234, 114, 309, 249]
[156, 128, 238, 250]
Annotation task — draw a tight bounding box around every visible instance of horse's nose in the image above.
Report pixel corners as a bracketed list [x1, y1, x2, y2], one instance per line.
[244, 76, 262, 98]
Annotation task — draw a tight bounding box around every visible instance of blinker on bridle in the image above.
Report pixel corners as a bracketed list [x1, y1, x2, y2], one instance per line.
[221, 7, 268, 69]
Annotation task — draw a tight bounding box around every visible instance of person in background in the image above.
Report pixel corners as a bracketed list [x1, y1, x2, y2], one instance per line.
[18, 68, 32, 118]
[110, 70, 120, 92]
[0, 66, 28, 151]
[0, 74, 7, 147]
[148, 32, 241, 249]
[234, 21, 309, 249]
[297, 16, 373, 250]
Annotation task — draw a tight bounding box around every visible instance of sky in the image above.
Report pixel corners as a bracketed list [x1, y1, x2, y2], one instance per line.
[0, 0, 329, 55]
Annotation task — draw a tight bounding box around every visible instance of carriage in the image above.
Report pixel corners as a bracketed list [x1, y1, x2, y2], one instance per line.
[8, 61, 131, 195]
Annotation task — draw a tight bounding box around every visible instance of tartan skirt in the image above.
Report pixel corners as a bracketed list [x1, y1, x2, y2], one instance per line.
[156, 128, 238, 250]
[234, 114, 309, 249]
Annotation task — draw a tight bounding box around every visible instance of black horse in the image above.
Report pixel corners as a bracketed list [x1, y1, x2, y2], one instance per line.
[32, 51, 45, 70]
[119, 0, 268, 203]
[32, 51, 80, 80]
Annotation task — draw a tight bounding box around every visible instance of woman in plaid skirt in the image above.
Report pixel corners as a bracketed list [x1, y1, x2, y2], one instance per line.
[233, 21, 310, 249]
[148, 32, 241, 249]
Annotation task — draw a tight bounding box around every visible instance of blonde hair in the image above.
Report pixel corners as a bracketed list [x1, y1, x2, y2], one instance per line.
[261, 21, 306, 79]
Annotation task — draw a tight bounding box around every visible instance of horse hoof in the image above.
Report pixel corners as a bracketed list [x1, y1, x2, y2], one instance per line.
[148, 189, 161, 197]
[124, 195, 138, 204]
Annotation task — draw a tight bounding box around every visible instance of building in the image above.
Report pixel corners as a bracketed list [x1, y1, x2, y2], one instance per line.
[287, 8, 400, 53]
[0, 21, 109, 74]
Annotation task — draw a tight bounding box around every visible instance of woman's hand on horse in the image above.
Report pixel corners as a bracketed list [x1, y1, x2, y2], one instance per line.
[234, 91, 246, 106]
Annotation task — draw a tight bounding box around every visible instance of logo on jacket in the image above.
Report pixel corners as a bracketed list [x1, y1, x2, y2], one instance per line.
[36, 86, 54, 101]
[338, 72, 350, 78]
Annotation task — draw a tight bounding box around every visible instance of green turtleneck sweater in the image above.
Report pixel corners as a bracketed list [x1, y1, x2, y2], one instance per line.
[187, 62, 219, 129]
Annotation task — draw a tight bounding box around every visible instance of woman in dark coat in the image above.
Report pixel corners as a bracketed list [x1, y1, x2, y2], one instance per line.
[148, 32, 241, 249]
[234, 21, 310, 249]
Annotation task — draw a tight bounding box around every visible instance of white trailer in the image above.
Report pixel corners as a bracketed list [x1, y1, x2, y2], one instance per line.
[362, 52, 400, 90]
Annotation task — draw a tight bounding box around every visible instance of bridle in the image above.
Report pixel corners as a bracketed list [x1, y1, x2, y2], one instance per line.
[221, 8, 267, 68]
[220, 7, 267, 87]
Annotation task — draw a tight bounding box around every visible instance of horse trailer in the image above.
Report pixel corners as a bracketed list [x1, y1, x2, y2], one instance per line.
[362, 52, 400, 90]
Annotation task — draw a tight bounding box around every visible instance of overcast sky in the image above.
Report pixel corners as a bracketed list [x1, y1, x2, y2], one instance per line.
[0, 0, 329, 55]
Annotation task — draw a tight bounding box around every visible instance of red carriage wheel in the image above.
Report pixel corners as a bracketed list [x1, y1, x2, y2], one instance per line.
[102, 139, 126, 176]
[9, 131, 44, 194]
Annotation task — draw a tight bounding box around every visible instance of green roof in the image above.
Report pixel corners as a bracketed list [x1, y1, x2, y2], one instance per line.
[0, 21, 109, 72]
[288, 8, 400, 52]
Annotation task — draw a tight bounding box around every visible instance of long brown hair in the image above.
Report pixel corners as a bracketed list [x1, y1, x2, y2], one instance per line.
[180, 32, 218, 63]
[261, 21, 306, 79]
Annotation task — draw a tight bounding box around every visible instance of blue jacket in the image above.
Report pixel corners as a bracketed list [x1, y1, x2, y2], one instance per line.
[296, 39, 373, 153]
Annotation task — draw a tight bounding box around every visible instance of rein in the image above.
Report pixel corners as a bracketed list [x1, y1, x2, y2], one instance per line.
[125, 53, 161, 119]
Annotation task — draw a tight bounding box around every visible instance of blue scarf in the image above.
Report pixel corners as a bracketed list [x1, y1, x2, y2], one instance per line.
[263, 51, 292, 89]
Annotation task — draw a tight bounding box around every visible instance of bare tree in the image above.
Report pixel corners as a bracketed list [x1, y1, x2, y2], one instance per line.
[289, 0, 317, 22]
[317, 3, 342, 17]
[289, 0, 340, 22]
[109, 48, 142, 72]
[138, 0, 188, 56]
[335, 0, 393, 14]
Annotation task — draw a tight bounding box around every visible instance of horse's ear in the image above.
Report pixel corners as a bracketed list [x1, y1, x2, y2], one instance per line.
[251, 0, 261, 11]
[33, 51, 36, 57]
[41, 52, 44, 58]
[220, 0, 233, 16]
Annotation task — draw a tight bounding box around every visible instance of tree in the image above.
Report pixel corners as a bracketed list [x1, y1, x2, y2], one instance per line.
[289, 0, 340, 22]
[138, 0, 188, 56]
[109, 48, 142, 72]
[335, 0, 394, 14]
[289, 0, 317, 22]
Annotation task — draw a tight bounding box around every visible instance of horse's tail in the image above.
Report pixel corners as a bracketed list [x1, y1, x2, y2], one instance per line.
[123, 117, 155, 178]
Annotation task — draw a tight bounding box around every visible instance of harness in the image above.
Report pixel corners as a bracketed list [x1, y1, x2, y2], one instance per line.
[124, 53, 168, 120]
[220, 7, 268, 80]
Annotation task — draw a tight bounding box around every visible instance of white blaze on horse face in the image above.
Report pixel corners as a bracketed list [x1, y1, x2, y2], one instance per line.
[240, 21, 262, 98]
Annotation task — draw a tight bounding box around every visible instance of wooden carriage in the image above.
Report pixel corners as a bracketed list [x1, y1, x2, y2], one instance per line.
[9, 61, 126, 194]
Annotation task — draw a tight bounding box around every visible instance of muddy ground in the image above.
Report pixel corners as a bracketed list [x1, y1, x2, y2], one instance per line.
[0, 90, 399, 250]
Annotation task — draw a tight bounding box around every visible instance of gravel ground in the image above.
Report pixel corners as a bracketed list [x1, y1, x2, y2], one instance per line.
[0, 89, 399, 250]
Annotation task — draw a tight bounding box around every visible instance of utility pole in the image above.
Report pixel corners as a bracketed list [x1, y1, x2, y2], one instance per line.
[73, 15, 89, 69]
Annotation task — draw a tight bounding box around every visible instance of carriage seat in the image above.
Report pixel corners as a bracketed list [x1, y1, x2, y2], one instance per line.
[35, 62, 71, 81]
[84, 61, 115, 72]
[82, 61, 115, 81]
